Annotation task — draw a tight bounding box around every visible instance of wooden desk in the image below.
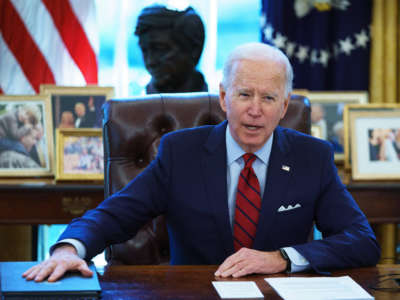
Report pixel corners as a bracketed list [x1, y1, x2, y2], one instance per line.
[0, 179, 398, 225]
[0, 179, 399, 262]
[346, 180, 400, 264]
[97, 265, 400, 299]
[0, 179, 103, 224]
[0, 179, 103, 261]
[346, 181, 400, 224]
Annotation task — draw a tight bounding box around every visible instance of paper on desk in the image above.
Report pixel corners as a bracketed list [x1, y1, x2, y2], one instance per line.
[265, 276, 373, 300]
[212, 281, 264, 299]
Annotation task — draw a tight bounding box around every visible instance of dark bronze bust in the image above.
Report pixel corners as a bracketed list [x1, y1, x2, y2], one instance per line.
[135, 5, 208, 94]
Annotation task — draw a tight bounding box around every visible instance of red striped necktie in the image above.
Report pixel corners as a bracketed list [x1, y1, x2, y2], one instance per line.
[233, 153, 261, 251]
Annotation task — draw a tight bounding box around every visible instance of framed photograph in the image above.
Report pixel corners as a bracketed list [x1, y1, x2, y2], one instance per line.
[350, 111, 400, 180]
[308, 91, 368, 163]
[40, 85, 114, 133]
[343, 104, 400, 170]
[56, 128, 103, 181]
[0, 95, 54, 177]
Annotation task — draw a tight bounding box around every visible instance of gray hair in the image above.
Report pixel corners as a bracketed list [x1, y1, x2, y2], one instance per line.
[221, 43, 293, 97]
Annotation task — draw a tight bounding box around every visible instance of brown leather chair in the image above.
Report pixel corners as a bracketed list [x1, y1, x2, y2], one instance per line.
[102, 92, 311, 265]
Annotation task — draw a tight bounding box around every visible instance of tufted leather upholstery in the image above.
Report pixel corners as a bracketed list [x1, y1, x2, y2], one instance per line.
[103, 92, 311, 265]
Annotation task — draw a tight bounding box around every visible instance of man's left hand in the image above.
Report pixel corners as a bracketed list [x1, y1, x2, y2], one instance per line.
[214, 248, 287, 278]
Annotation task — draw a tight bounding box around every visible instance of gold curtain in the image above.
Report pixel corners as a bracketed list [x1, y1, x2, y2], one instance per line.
[369, 0, 400, 103]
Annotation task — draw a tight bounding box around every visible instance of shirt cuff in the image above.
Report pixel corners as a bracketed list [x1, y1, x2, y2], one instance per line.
[283, 247, 310, 273]
[50, 239, 86, 259]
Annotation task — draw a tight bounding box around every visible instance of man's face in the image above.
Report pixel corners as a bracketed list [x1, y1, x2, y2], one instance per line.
[75, 104, 85, 117]
[219, 59, 289, 153]
[139, 29, 194, 89]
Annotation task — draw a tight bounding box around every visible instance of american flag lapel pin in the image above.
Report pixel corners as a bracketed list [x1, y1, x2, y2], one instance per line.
[281, 165, 290, 172]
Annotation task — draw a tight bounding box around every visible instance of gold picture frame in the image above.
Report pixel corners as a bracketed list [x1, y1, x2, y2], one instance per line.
[40, 85, 114, 133]
[343, 103, 400, 170]
[0, 95, 54, 177]
[349, 110, 400, 180]
[292, 89, 309, 97]
[308, 91, 368, 163]
[56, 128, 103, 181]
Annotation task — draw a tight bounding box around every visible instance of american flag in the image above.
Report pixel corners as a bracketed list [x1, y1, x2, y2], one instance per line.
[261, 0, 372, 90]
[0, 0, 98, 95]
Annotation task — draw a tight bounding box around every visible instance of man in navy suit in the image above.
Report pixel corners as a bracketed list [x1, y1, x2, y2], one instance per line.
[24, 42, 380, 282]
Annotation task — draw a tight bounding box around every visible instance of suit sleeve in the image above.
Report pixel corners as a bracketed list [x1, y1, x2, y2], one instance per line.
[292, 145, 380, 272]
[57, 134, 173, 260]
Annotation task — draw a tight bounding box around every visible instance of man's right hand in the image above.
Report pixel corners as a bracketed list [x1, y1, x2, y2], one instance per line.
[22, 244, 93, 282]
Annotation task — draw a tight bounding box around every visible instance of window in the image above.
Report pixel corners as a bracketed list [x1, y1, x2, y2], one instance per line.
[39, 0, 260, 266]
[96, 0, 260, 96]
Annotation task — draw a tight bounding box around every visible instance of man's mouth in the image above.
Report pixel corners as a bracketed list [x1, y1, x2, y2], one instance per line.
[244, 124, 262, 131]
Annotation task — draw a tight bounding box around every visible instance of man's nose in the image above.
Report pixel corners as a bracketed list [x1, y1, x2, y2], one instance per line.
[247, 98, 262, 117]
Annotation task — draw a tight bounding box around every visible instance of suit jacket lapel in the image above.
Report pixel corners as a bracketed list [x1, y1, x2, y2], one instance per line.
[201, 121, 234, 256]
[254, 126, 293, 250]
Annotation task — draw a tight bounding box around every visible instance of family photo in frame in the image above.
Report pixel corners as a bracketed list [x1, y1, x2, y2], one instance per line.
[0, 86, 114, 179]
[0, 95, 53, 177]
[343, 104, 400, 171]
[308, 91, 368, 162]
[40, 85, 114, 137]
[350, 110, 400, 180]
[56, 128, 103, 181]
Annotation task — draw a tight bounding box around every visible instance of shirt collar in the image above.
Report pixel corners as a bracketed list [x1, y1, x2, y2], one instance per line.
[226, 125, 274, 165]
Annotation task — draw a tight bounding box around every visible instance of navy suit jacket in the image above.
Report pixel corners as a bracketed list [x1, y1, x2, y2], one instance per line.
[60, 121, 380, 272]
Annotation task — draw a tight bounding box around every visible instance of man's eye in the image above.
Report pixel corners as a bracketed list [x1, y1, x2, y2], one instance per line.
[239, 93, 250, 97]
[263, 95, 275, 102]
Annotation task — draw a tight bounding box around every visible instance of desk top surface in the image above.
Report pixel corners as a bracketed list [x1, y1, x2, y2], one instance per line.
[97, 265, 400, 300]
[0, 171, 400, 190]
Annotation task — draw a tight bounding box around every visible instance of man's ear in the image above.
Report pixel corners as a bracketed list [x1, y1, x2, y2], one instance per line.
[219, 83, 227, 113]
[280, 92, 291, 119]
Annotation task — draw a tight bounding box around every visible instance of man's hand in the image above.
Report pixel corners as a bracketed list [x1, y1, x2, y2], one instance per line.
[22, 244, 93, 282]
[214, 248, 287, 278]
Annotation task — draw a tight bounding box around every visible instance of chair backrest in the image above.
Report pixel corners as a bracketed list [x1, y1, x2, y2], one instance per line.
[102, 92, 311, 265]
